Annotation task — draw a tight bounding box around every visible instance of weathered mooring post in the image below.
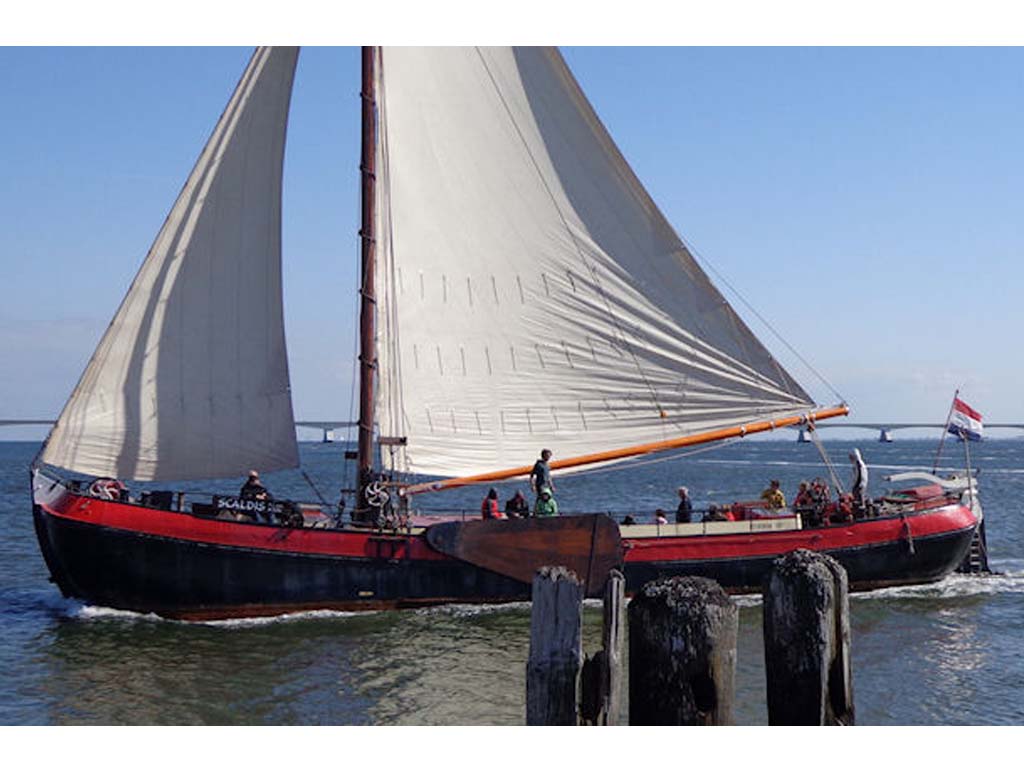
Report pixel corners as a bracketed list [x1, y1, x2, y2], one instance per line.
[580, 569, 625, 725]
[527, 566, 583, 725]
[763, 549, 854, 725]
[628, 576, 738, 725]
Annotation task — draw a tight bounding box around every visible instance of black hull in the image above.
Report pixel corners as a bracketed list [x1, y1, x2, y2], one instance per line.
[34, 506, 531, 618]
[622, 525, 977, 594]
[34, 501, 977, 619]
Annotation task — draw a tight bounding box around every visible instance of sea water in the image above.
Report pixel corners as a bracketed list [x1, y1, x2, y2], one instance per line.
[2, 438, 1022, 725]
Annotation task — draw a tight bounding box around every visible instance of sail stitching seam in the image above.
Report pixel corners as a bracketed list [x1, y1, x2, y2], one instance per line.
[472, 47, 668, 427]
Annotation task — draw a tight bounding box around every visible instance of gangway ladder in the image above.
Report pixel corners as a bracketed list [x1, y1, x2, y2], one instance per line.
[956, 519, 991, 574]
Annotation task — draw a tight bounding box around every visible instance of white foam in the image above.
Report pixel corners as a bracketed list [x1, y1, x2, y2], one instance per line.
[420, 601, 531, 618]
[854, 568, 1024, 601]
[718, 567, 1024, 608]
[69, 603, 364, 628]
[72, 604, 166, 622]
[200, 609, 364, 629]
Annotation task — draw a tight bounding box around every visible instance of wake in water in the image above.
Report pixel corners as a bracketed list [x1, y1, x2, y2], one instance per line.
[422, 601, 532, 619]
[856, 563, 1024, 601]
[693, 566, 1024, 610]
[57, 565, 1024, 626]
[68, 603, 365, 628]
[74, 604, 165, 622]
[198, 609, 366, 629]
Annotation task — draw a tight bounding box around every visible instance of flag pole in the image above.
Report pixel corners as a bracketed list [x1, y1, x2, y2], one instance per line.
[932, 389, 959, 473]
[962, 431, 975, 510]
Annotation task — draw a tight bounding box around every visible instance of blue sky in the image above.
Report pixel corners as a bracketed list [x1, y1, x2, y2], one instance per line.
[1, 46, 1021, 440]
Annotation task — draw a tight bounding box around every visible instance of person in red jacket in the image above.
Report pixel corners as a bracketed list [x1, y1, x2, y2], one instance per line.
[481, 488, 505, 519]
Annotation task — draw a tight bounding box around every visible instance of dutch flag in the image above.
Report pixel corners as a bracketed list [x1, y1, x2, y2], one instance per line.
[948, 397, 983, 442]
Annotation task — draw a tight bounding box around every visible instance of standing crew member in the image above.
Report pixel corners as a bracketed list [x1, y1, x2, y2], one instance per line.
[530, 449, 554, 500]
[849, 449, 869, 508]
[675, 486, 694, 523]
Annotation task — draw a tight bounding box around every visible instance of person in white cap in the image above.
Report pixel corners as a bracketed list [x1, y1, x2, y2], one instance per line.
[675, 486, 694, 523]
[240, 469, 270, 501]
[849, 449, 868, 508]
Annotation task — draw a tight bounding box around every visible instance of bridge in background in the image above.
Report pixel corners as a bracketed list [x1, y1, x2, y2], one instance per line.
[1, 419, 356, 444]
[797, 422, 1024, 442]
[5, 419, 1024, 444]
[294, 421, 356, 442]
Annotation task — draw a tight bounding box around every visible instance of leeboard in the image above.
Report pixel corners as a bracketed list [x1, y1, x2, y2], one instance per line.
[425, 514, 622, 597]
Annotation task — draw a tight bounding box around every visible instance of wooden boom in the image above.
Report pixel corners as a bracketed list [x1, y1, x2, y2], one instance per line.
[404, 405, 849, 495]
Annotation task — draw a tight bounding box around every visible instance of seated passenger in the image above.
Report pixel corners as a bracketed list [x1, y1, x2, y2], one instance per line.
[504, 490, 529, 518]
[760, 479, 786, 510]
[481, 488, 505, 519]
[794, 481, 814, 508]
[655, 509, 668, 525]
[704, 505, 727, 522]
[240, 470, 271, 501]
[534, 487, 559, 517]
[833, 493, 855, 524]
[811, 478, 831, 504]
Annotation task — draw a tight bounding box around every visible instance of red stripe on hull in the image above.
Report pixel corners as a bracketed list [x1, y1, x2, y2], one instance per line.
[622, 504, 977, 565]
[38, 483, 977, 571]
[39, 487, 448, 562]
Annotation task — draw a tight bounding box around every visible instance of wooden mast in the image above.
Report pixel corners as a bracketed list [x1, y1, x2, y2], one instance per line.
[356, 46, 378, 514]
[405, 404, 850, 495]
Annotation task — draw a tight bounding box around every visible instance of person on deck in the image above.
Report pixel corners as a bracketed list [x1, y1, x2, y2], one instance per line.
[504, 490, 529, 518]
[675, 486, 694, 522]
[240, 470, 270, 501]
[794, 481, 814, 507]
[810, 477, 831, 504]
[760, 479, 786, 509]
[849, 449, 869, 508]
[530, 449, 554, 500]
[534, 487, 558, 517]
[704, 504, 727, 522]
[655, 510, 668, 525]
[481, 488, 505, 519]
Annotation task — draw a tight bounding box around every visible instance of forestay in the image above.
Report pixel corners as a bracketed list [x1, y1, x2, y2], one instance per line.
[41, 47, 300, 482]
[374, 47, 816, 478]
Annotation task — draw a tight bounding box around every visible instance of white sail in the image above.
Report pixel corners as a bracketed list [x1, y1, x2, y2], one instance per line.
[375, 47, 816, 478]
[41, 47, 300, 482]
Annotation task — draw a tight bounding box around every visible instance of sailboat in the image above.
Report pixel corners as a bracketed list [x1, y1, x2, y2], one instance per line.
[31, 47, 980, 620]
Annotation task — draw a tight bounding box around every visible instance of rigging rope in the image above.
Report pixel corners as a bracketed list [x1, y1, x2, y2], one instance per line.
[809, 425, 845, 494]
[684, 240, 848, 407]
[301, 469, 329, 505]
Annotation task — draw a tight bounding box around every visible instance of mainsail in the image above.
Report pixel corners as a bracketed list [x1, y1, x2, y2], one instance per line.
[40, 47, 300, 482]
[375, 47, 819, 479]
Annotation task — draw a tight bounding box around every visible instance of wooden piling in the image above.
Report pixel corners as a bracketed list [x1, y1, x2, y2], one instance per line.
[763, 549, 854, 725]
[580, 569, 625, 725]
[526, 565, 583, 725]
[628, 576, 738, 725]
